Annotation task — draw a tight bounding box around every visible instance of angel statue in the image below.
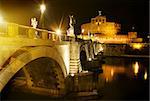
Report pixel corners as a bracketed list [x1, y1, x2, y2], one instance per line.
[67, 15, 75, 37]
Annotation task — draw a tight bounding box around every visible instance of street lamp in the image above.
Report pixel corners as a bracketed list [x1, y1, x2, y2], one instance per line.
[56, 29, 62, 36]
[56, 29, 62, 41]
[40, 4, 46, 14]
[40, 4, 46, 28]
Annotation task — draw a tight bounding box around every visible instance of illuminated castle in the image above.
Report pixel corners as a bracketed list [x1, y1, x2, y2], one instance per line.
[80, 11, 142, 44]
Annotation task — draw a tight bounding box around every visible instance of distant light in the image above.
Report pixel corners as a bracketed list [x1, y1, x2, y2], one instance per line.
[132, 43, 143, 50]
[95, 52, 98, 55]
[56, 29, 62, 35]
[81, 29, 84, 33]
[40, 4, 46, 14]
[88, 58, 92, 61]
[70, 73, 74, 77]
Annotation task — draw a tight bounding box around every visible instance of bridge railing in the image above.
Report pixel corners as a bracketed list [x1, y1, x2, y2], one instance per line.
[0, 22, 73, 42]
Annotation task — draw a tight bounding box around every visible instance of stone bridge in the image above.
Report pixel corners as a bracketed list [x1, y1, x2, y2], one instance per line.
[0, 22, 103, 96]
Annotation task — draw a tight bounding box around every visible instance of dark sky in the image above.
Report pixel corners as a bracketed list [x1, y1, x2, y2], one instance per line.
[0, 0, 149, 35]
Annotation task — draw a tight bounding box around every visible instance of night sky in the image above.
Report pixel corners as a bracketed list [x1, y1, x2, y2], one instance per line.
[0, 0, 149, 36]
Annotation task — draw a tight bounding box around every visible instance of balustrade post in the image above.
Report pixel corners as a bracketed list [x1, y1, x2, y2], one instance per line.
[28, 28, 36, 38]
[41, 31, 48, 40]
[52, 34, 57, 41]
[7, 23, 18, 37]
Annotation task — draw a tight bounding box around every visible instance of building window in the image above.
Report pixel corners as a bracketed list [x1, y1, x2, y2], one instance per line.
[99, 19, 101, 22]
[92, 20, 94, 23]
[102, 19, 105, 23]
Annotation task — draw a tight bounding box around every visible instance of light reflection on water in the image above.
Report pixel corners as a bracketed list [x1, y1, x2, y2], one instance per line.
[144, 71, 147, 80]
[98, 57, 149, 100]
[101, 58, 149, 82]
[133, 61, 139, 76]
[102, 64, 126, 82]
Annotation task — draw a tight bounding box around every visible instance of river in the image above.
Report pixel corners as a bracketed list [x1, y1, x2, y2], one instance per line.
[1, 57, 149, 100]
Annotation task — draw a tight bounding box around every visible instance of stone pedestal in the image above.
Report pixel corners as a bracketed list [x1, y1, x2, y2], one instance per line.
[69, 42, 82, 74]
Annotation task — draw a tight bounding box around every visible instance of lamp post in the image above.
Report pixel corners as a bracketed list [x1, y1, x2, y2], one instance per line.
[40, 4, 46, 28]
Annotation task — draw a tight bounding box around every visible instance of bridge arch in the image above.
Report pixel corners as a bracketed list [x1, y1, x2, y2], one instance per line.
[0, 46, 67, 95]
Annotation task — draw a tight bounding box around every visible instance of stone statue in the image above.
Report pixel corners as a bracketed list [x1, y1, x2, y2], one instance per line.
[69, 15, 75, 28]
[31, 18, 38, 28]
[67, 15, 75, 37]
[31, 18, 39, 38]
[98, 11, 102, 16]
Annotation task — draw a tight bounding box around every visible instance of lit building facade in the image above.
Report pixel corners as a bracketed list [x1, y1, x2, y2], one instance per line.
[81, 15, 120, 36]
[81, 14, 142, 44]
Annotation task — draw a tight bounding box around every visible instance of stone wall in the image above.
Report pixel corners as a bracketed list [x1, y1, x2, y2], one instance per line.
[102, 44, 126, 56]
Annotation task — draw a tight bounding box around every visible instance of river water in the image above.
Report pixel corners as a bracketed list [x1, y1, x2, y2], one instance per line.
[1, 57, 149, 100]
[99, 57, 149, 100]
